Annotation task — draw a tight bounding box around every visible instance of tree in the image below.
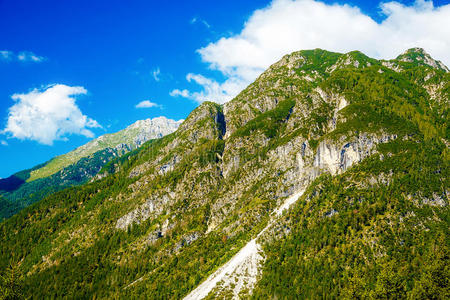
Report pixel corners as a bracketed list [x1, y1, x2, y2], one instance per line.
[372, 260, 406, 299]
[0, 260, 23, 300]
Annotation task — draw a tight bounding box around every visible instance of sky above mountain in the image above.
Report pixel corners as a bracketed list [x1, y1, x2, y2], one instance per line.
[1, 0, 449, 178]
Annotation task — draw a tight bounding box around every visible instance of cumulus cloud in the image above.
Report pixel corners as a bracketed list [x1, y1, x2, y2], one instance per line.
[172, 0, 450, 103]
[2, 84, 101, 145]
[135, 100, 161, 108]
[0, 50, 46, 63]
[1, 140, 8, 146]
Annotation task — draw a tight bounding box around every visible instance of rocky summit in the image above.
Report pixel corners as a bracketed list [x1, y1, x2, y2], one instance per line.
[0, 48, 448, 299]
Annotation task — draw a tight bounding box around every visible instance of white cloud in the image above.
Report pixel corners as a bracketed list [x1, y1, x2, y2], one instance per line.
[0, 51, 13, 61]
[2, 84, 101, 145]
[135, 100, 161, 108]
[0, 140, 8, 146]
[190, 17, 211, 28]
[172, 0, 450, 103]
[152, 67, 161, 81]
[170, 89, 190, 98]
[169, 73, 246, 104]
[0, 50, 46, 63]
[17, 51, 46, 62]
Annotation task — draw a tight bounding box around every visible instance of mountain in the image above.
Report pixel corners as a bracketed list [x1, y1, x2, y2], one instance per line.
[28, 116, 184, 181]
[0, 116, 182, 220]
[0, 48, 448, 299]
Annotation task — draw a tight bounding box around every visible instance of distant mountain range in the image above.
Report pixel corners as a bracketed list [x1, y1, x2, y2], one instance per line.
[0, 116, 182, 220]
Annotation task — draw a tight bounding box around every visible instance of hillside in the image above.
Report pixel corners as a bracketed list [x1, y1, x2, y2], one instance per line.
[0, 116, 182, 220]
[0, 48, 448, 299]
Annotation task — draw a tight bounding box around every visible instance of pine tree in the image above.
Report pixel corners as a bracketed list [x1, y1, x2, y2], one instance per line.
[0, 260, 23, 300]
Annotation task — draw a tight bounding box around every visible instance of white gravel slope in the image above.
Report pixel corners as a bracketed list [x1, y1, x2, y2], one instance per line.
[183, 188, 306, 300]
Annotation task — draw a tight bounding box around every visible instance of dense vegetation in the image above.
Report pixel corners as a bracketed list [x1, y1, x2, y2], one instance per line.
[0, 48, 448, 299]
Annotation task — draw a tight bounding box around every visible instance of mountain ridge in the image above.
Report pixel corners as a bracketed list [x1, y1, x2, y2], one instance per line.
[27, 116, 183, 182]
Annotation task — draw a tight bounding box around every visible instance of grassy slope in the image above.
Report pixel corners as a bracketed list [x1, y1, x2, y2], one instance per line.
[27, 127, 142, 182]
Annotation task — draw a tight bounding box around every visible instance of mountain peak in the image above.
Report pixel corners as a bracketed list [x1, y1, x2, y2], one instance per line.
[396, 47, 449, 72]
[127, 116, 183, 131]
[404, 47, 427, 55]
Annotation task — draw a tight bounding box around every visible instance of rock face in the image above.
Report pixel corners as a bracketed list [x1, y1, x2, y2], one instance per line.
[314, 133, 397, 175]
[116, 194, 172, 230]
[127, 117, 184, 146]
[2, 48, 448, 299]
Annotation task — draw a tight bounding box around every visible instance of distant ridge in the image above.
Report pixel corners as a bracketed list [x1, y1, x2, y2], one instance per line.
[28, 116, 183, 182]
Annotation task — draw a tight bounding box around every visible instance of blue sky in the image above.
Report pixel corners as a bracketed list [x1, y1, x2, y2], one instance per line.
[0, 0, 449, 178]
